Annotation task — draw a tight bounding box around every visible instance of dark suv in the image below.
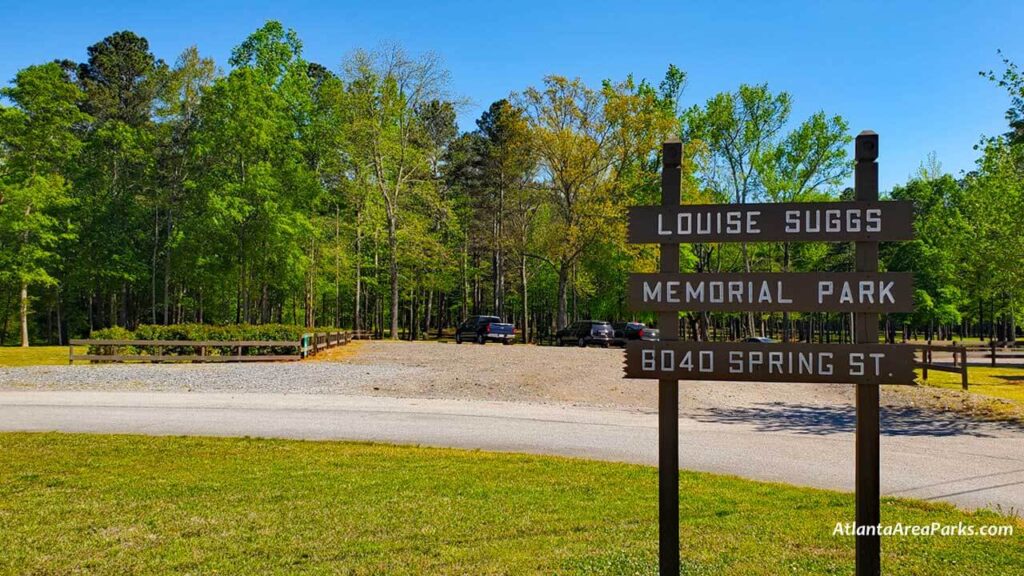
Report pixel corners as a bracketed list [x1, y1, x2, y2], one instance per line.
[556, 320, 616, 347]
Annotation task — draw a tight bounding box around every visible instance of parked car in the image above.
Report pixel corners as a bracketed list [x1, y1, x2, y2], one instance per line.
[454, 315, 515, 344]
[743, 336, 777, 343]
[556, 320, 616, 347]
[612, 322, 660, 346]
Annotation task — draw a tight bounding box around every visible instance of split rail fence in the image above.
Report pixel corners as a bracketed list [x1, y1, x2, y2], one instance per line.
[69, 331, 352, 364]
[911, 343, 969, 390]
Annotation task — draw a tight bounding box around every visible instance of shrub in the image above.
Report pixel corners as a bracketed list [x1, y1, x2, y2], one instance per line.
[87, 326, 137, 355]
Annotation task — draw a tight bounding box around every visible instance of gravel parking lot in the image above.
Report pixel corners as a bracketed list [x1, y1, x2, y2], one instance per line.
[0, 340, 972, 414]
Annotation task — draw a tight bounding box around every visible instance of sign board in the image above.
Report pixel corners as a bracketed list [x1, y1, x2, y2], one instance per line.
[624, 341, 915, 385]
[638, 134, 905, 576]
[627, 201, 913, 244]
[628, 272, 913, 313]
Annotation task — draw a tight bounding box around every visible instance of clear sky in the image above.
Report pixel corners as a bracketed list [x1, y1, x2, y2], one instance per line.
[1, 0, 1021, 190]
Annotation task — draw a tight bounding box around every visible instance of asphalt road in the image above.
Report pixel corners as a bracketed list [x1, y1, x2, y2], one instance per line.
[1, 390, 1022, 512]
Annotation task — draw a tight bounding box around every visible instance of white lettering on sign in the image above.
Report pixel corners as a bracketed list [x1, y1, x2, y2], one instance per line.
[815, 281, 896, 305]
[657, 210, 762, 236]
[643, 280, 795, 305]
[651, 350, 887, 377]
[648, 349, 720, 373]
[783, 208, 882, 234]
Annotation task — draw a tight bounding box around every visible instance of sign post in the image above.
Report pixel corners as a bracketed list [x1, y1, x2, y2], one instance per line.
[628, 132, 909, 576]
[657, 138, 681, 576]
[854, 131, 882, 576]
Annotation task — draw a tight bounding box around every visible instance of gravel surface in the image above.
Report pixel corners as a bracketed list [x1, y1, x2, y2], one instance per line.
[0, 348, 428, 395]
[4, 341, 1008, 419]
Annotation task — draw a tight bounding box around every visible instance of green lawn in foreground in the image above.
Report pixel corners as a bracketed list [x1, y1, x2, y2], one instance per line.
[0, 345, 82, 367]
[0, 434, 1020, 575]
[920, 365, 1024, 403]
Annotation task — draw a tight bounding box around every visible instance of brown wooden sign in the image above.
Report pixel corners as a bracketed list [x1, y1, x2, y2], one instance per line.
[627, 201, 913, 244]
[628, 272, 913, 313]
[624, 341, 915, 385]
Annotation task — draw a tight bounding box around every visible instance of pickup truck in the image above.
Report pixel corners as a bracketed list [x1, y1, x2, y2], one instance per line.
[454, 315, 516, 345]
[612, 322, 661, 346]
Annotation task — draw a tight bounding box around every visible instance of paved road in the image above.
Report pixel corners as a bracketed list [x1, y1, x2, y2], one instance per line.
[1, 390, 1022, 512]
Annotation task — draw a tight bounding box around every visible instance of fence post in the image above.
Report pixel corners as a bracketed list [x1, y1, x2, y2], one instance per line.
[68, 343, 74, 365]
[921, 346, 928, 381]
[961, 346, 969, 391]
[991, 340, 997, 367]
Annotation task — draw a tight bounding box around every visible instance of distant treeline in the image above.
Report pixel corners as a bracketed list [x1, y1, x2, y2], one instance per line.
[1, 22, 1022, 345]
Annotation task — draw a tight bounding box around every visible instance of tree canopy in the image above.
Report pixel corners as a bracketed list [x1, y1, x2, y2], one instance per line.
[1, 22, 1020, 345]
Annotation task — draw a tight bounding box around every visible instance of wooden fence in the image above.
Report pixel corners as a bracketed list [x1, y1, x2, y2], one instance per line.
[911, 343, 969, 390]
[905, 340, 1023, 366]
[302, 331, 352, 357]
[70, 331, 352, 364]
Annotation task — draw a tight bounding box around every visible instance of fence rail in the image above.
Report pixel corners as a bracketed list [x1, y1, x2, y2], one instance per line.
[70, 331, 353, 364]
[906, 342, 969, 390]
[903, 340, 1023, 366]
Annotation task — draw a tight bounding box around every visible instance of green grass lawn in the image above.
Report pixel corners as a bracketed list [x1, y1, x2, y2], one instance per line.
[0, 345, 83, 367]
[0, 434, 1020, 575]
[920, 365, 1024, 403]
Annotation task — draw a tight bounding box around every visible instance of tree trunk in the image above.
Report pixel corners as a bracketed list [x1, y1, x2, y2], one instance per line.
[520, 253, 529, 343]
[151, 207, 159, 325]
[354, 217, 363, 333]
[20, 281, 29, 347]
[55, 283, 63, 346]
[388, 216, 399, 340]
[556, 263, 569, 329]
[164, 210, 172, 324]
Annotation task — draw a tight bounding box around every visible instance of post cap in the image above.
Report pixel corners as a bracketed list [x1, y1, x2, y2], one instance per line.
[663, 138, 683, 166]
[856, 131, 879, 161]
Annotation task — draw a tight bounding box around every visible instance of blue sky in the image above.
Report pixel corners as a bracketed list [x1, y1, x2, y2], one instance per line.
[1, 0, 1021, 190]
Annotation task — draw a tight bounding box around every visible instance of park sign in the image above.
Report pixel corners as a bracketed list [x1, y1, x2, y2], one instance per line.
[627, 200, 913, 244]
[628, 272, 913, 313]
[633, 132, 911, 576]
[624, 341, 915, 384]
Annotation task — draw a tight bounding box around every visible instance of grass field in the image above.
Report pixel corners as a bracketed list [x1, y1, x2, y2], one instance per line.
[0, 345, 82, 367]
[921, 365, 1024, 403]
[0, 434, 1020, 575]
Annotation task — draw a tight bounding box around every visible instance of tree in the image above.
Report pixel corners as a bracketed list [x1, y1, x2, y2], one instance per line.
[154, 46, 217, 323]
[0, 63, 88, 345]
[518, 73, 679, 329]
[887, 173, 968, 340]
[982, 51, 1024, 145]
[71, 30, 166, 328]
[683, 85, 852, 337]
[193, 21, 314, 325]
[474, 99, 536, 322]
[343, 45, 453, 338]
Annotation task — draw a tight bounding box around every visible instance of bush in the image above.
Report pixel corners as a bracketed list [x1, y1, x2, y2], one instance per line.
[87, 326, 137, 355]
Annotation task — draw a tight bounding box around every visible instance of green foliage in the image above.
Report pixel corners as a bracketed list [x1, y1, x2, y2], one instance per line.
[3, 25, 1021, 345]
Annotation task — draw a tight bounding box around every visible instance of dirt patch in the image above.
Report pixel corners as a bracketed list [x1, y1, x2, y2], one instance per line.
[307, 341, 366, 363]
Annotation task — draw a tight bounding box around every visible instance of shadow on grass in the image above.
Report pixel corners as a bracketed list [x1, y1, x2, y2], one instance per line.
[693, 401, 1024, 437]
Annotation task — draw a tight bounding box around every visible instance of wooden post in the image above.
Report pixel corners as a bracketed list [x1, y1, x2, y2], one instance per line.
[991, 340, 997, 367]
[68, 343, 74, 365]
[658, 138, 682, 576]
[921, 347, 928, 381]
[854, 131, 881, 576]
[961, 346, 969, 391]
